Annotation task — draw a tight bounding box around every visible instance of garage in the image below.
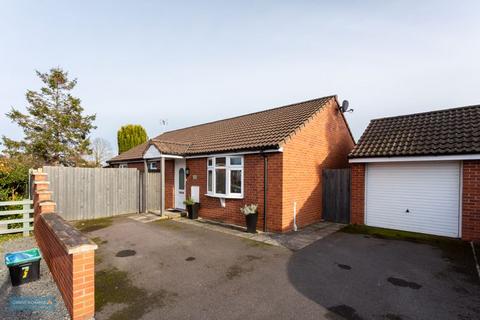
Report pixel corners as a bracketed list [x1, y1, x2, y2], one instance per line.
[365, 161, 460, 237]
[348, 103, 480, 240]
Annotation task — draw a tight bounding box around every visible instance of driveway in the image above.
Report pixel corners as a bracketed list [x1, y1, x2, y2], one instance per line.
[288, 231, 480, 320]
[85, 216, 480, 320]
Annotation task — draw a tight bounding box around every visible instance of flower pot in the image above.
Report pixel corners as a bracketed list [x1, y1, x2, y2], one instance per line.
[187, 203, 200, 219]
[245, 213, 258, 233]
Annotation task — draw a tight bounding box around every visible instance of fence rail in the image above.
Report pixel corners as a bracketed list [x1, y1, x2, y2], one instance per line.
[44, 166, 141, 221]
[0, 199, 34, 236]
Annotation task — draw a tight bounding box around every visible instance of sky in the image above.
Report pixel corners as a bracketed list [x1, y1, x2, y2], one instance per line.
[1, 1, 480, 154]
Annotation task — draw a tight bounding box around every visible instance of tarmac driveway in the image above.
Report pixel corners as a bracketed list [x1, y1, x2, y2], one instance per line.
[288, 231, 480, 320]
[85, 216, 480, 320]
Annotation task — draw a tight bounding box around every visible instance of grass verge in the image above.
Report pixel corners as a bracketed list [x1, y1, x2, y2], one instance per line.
[96, 266, 177, 320]
[75, 217, 113, 233]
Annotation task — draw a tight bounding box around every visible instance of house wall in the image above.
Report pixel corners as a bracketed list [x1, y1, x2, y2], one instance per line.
[350, 160, 480, 241]
[111, 161, 145, 171]
[462, 160, 480, 241]
[281, 100, 355, 231]
[185, 153, 284, 232]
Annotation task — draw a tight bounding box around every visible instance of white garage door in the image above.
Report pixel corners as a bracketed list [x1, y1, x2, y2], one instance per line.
[366, 161, 461, 237]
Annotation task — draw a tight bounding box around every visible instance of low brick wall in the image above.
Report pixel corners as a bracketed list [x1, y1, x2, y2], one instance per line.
[32, 169, 97, 320]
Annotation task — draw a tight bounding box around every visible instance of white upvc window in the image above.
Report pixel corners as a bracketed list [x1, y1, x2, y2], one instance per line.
[148, 161, 158, 171]
[207, 156, 243, 198]
[119, 163, 128, 168]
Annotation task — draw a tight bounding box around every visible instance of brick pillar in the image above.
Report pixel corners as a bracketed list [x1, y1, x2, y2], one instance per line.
[462, 160, 480, 241]
[72, 252, 95, 319]
[32, 171, 56, 225]
[31, 169, 96, 320]
[351, 163, 366, 224]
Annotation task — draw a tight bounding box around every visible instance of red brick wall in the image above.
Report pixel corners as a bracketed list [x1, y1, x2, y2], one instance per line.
[185, 153, 283, 232]
[462, 160, 480, 241]
[350, 163, 365, 225]
[32, 171, 96, 320]
[282, 100, 355, 230]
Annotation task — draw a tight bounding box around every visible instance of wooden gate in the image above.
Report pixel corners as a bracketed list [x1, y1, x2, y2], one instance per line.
[322, 168, 350, 224]
[145, 172, 161, 213]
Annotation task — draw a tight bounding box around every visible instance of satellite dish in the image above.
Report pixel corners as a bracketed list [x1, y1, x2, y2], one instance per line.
[341, 100, 349, 112]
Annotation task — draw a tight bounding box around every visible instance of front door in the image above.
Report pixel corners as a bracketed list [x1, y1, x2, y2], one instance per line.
[174, 159, 186, 209]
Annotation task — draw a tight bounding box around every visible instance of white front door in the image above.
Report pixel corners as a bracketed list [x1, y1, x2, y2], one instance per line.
[365, 161, 461, 237]
[175, 159, 186, 209]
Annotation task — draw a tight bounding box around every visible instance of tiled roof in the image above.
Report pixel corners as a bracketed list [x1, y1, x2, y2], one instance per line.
[108, 95, 337, 162]
[350, 104, 480, 158]
[151, 140, 191, 155]
[108, 142, 149, 162]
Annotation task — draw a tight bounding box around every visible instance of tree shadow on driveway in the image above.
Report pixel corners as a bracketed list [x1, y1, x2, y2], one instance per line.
[287, 231, 480, 320]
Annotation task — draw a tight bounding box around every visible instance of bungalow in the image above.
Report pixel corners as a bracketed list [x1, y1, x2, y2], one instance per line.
[107, 95, 355, 232]
[349, 104, 480, 241]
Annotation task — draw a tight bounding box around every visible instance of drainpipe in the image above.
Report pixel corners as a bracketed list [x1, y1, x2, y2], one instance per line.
[262, 152, 268, 232]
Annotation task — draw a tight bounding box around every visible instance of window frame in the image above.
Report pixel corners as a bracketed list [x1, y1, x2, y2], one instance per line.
[206, 155, 244, 199]
[118, 163, 128, 168]
[148, 161, 158, 171]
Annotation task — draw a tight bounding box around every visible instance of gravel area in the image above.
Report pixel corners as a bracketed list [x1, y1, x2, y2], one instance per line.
[0, 236, 70, 320]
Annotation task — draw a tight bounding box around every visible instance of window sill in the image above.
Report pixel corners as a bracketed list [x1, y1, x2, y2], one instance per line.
[205, 194, 244, 200]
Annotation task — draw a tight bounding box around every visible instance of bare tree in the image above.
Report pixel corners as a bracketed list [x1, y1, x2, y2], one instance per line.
[89, 137, 112, 167]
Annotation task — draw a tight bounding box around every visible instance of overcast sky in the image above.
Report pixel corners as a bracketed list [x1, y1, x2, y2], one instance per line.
[1, 1, 480, 154]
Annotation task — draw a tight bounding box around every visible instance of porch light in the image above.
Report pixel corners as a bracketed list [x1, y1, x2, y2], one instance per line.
[185, 167, 190, 177]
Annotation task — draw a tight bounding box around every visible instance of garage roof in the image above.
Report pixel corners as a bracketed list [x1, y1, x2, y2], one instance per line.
[350, 104, 480, 158]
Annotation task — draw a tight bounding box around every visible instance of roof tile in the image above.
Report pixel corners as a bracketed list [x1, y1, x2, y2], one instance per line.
[108, 95, 336, 162]
[350, 104, 480, 158]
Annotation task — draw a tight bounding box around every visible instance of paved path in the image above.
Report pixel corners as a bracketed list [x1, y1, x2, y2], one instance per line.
[175, 217, 344, 250]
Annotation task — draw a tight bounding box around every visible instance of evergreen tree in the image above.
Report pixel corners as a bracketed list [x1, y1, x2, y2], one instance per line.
[2, 68, 96, 166]
[117, 125, 148, 154]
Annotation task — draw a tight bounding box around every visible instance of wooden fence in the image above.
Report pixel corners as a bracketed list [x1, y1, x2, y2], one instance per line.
[146, 172, 162, 213]
[0, 199, 34, 236]
[44, 166, 141, 221]
[322, 168, 351, 224]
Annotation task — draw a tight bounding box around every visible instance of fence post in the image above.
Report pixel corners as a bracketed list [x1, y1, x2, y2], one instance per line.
[23, 203, 30, 237]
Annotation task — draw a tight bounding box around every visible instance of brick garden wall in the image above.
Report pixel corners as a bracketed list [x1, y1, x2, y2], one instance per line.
[32, 170, 97, 320]
[462, 160, 480, 241]
[282, 100, 355, 231]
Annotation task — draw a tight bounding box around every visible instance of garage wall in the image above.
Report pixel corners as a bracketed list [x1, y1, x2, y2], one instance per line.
[462, 160, 480, 241]
[351, 163, 366, 224]
[351, 160, 480, 241]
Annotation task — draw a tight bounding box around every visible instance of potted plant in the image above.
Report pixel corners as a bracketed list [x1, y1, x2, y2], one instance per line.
[240, 204, 258, 233]
[183, 198, 200, 219]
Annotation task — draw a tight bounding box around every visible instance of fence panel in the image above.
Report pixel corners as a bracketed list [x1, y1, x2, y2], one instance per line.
[146, 172, 161, 213]
[0, 200, 34, 236]
[44, 166, 140, 220]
